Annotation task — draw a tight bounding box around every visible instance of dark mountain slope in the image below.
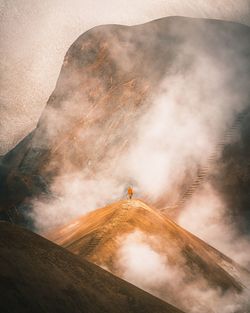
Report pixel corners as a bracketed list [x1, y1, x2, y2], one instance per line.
[0, 221, 184, 313]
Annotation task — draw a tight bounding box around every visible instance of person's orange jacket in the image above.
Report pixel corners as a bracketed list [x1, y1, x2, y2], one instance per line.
[127, 187, 133, 198]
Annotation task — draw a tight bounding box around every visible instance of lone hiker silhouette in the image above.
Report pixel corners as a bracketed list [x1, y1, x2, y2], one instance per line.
[127, 186, 133, 199]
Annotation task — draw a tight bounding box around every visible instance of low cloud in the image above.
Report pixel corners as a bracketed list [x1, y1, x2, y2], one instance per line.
[115, 230, 250, 313]
[24, 17, 250, 281]
[178, 183, 250, 268]
[30, 173, 125, 231]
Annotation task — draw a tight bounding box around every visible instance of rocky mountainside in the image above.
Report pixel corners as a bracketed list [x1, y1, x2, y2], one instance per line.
[0, 16, 250, 232]
[48, 199, 250, 313]
[0, 221, 185, 313]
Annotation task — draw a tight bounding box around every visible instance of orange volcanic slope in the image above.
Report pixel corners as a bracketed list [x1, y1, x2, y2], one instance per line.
[48, 199, 248, 292]
[48, 199, 250, 312]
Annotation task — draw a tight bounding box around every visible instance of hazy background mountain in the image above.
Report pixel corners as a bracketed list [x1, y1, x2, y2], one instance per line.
[1, 16, 250, 269]
[1, 0, 250, 154]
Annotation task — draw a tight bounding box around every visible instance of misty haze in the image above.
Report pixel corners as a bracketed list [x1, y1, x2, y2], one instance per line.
[0, 5, 250, 313]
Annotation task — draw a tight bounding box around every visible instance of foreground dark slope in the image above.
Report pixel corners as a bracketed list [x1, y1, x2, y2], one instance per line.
[0, 17, 250, 230]
[0, 221, 184, 313]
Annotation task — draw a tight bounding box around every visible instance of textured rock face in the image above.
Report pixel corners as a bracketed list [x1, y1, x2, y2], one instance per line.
[0, 16, 250, 232]
[1, 1, 250, 158]
[0, 221, 185, 313]
[48, 199, 250, 313]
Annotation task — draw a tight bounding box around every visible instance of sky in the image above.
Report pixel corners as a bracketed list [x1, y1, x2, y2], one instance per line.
[1, 0, 250, 154]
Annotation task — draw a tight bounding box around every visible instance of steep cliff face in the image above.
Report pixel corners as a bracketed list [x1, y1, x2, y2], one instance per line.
[0, 16, 250, 232]
[48, 199, 250, 313]
[0, 221, 185, 313]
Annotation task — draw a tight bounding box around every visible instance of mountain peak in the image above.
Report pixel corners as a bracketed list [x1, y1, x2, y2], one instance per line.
[48, 198, 174, 249]
[47, 199, 250, 312]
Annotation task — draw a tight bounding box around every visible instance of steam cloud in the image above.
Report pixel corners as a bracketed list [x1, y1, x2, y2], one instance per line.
[116, 230, 250, 313]
[31, 17, 250, 247]
[178, 183, 250, 268]
[28, 20, 250, 286]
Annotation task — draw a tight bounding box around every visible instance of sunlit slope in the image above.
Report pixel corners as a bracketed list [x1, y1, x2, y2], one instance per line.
[48, 199, 248, 292]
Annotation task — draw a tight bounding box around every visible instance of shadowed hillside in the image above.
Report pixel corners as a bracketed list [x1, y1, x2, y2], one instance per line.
[0, 221, 185, 313]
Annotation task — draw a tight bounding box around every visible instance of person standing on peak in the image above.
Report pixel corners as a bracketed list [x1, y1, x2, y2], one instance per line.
[127, 186, 133, 199]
